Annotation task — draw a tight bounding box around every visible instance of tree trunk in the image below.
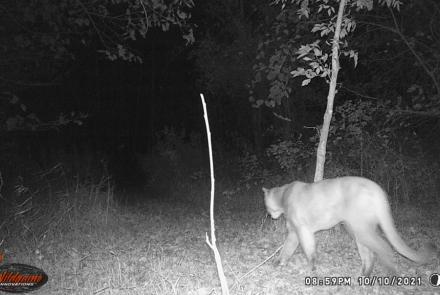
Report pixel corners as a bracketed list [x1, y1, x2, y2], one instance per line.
[314, 0, 347, 182]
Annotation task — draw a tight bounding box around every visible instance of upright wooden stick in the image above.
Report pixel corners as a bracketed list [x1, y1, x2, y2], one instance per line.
[200, 94, 230, 295]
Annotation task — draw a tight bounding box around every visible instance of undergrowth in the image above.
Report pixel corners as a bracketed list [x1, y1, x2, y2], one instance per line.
[0, 125, 438, 294]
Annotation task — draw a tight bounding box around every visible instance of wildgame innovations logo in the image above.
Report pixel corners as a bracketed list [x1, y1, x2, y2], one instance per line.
[0, 263, 48, 293]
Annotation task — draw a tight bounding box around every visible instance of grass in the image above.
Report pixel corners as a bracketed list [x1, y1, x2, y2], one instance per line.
[0, 173, 439, 295]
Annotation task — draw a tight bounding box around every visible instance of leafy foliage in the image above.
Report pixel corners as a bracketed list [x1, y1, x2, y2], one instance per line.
[191, 1, 281, 147]
[266, 138, 314, 173]
[1, 0, 194, 133]
[249, 0, 369, 109]
[348, 0, 440, 110]
[0, 92, 87, 131]
[236, 153, 272, 189]
[248, 7, 304, 108]
[2, 0, 194, 74]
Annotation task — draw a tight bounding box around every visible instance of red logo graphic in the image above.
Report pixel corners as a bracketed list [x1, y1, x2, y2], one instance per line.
[0, 264, 48, 293]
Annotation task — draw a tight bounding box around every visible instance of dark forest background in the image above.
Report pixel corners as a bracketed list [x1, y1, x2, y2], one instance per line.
[1, 0, 439, 205]
[0, 1, 439, 293]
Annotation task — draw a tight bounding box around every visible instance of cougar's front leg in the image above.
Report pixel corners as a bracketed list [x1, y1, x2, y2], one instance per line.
[275, 221, 300, 266]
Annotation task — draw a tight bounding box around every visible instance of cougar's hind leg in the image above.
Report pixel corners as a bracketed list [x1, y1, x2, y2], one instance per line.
[364, 232, 398, 276]
[356, 241, 375, 277]
[353, 227, 397, 276]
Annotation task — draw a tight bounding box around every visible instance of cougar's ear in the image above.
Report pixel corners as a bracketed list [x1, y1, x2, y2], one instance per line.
[262, 187, 268, 193]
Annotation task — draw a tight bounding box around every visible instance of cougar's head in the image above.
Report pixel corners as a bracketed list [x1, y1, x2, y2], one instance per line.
[262, 187, 284, 219]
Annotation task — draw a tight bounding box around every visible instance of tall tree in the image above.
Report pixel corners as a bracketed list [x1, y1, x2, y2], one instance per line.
[257, 0, 436, 180]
